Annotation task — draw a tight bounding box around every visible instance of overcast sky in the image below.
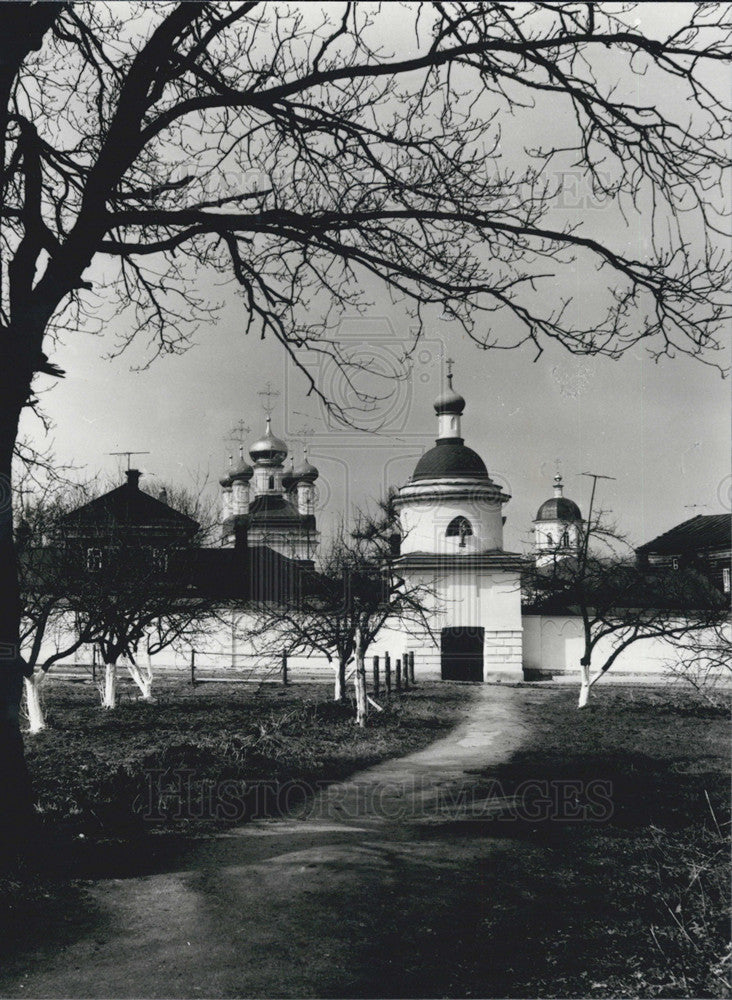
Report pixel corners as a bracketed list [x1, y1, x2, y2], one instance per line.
[19, 2, 730, 555]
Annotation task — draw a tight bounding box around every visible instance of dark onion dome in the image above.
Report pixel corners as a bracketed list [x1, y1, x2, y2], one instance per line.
[411, 439, 491, 482]
[282, 458, 297, 491]
[220, 457, 233, 488]
[249, 417, 288, 465]
[293, 448, 319, 484]
[433, 372, 465, 415]
[230, 448, 253, 482]
[535, 496, 582, 522]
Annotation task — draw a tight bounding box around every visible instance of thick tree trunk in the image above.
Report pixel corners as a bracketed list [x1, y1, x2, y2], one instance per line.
[354, 629, 367, 728]
[23, 673, 46, 734]
[334, 657, 347, 702]
[100, 660, 117, 709]
[0, 392, 36, 860]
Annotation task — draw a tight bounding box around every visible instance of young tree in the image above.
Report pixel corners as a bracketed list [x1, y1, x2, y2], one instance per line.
[251, 499, 433, 725]
[524, 516, 728, 708]
[1, 1, 730, 846]
[16, 488, 100, 733]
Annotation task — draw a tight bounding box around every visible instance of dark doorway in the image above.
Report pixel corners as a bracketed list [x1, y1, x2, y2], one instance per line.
[441, 627, 484, 681]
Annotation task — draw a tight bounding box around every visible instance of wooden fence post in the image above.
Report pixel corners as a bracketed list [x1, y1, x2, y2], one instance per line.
[91, 645, 96, 683]
[190, 649, 196, 687]
[282, 650, 288, 686]
[373, 656, 380, 697]
[402, 649, 409, 690]
[395, 657, 402, 692]
[409, 651, 415, 685]
[385, 653, 392, 695]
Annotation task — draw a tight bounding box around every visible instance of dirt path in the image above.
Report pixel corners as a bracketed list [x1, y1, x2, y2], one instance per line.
[2, 686, 534, 999]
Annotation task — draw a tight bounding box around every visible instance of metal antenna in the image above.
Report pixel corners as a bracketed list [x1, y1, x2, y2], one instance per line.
[578, 472, 616, 575]
[109, 450, 150, 471]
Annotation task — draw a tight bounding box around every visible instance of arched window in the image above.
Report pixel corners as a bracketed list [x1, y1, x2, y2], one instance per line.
[546, 533, 554, 546]
[446, 516, 473, 547]
[268, 475, 275, 490]
[561, 530, 570, 548]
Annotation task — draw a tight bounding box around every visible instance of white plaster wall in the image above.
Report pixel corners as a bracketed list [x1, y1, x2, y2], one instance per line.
[522, 614, 730, 680]
[399, 496, 504, 554]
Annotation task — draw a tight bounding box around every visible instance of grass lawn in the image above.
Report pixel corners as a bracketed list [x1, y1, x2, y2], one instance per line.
[19, 677, 474, 854]
[2, 679, 730, 998]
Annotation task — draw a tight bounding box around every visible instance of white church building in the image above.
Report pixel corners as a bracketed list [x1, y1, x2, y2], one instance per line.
[384, 368, 525, 681]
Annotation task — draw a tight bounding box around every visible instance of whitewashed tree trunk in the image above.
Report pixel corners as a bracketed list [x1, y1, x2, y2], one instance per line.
[354, 628, 367, 728]
[24, 673, 46, 734]
[127, 654, 154, 701]
[578, 661, 591, 708]
[101, 660, 117, 709]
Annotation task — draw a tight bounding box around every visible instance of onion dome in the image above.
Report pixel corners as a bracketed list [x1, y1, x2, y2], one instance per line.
[412, 440, 490, 482]
[219, 455, 234, 488]
[230, 447, 253, 482]
[282, 458, 297, 491]
[293, 446, 319, 484]
[433, 371, 465, 416]
[249, 417, 288, 466]
[535, 474, 582, 521]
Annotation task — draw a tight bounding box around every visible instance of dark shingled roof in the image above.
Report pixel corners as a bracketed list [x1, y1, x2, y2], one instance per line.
[61, 482, 198, 533]
[535, 497, 582, 522]
[636, 514, 731, 555]
[412, 439, 490, 482]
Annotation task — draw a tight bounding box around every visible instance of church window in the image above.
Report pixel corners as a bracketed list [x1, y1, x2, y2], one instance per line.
[561, 530, 570, 548]
[446, 516, 473, 547]
[86, 547, 103, 572]
[546, 533, 554, 546]
[268, 475, 275, 490]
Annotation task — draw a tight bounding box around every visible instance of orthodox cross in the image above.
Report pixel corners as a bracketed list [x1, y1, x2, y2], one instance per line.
[109, 450, 150, 471]
[227, 419, 250, 447]
[445, 356, 455, 387]
[258, 382, 279, 418]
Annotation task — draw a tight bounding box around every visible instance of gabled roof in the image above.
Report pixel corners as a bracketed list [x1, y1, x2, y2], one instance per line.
[636, 514, 731, 555]
[61, 482, 198, 533]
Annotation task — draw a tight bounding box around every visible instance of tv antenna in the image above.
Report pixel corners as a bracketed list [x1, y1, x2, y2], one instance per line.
[109, 450, 150, 471]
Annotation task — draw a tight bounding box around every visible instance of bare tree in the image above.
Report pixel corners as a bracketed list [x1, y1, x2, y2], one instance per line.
[0, 0, 729, 846]
[16, 485, 99, 733]
[524, 515, 728, 708]
[251, 498, 433, 725]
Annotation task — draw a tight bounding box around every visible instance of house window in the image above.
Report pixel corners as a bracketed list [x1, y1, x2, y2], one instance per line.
[86, 547, 103, 572]
[152, 549, 168, 572]
[723, 567, 730, 593]
[446, 515, 472, 547]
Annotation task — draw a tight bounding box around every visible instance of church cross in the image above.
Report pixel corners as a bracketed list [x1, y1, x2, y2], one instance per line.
[227, 419, 250, 447]
[258, 382, 279, 418]
[445, 357, 455, 387]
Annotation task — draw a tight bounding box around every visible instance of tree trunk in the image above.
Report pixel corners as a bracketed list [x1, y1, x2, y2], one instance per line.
[354, 629, 367, 728]
[23, 673, 46, 734]
[334, 656, 347, 702]
[0, 389, 36, 859]
[100, 660, 118, 709]
[127, 655, 154, 701]
[578, 660, 591, 708]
